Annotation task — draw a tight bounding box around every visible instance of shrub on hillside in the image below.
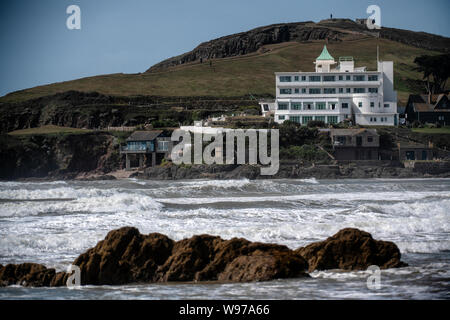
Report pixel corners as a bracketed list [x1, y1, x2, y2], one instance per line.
[278, 121, 319, 148]
[307, 120, 326, 128]
[280, 145, 329, 162]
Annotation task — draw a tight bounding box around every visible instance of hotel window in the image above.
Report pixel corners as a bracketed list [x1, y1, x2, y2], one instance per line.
[302, 116, 313, 124]
[339, 88, 344, 93]
[342, 103, 349, 109]
[291, 103, 302, 110]
[358, 102, 363, 108]
[279, 76, 292, 82]
[324, 88, 336, 94]
[329, 102, 337, 110]
[278, 115, 285, 120]
[346, 75, 351, 81]
[304, 103, 313, 110]
[294, 76, 299, 81]
[290, 116, 301, 123]
[278, 103, 289, 110]
[368, 75, 378, 81]
[370, 102, 375, 108]
[323, 76, 335, 82]
[280, 88, 292, 94]
[353, 75, 365, 81]
[368, 88, 378, 93]
[301, 76, 306, 81]
[338, 75, 344, 81]
[353, 88, 366, 93]
[158, 140, 169, 152]
[346, 88, 351, 93]
[309, 88, 321, 94]
[309, 76, 321, 82]
[301, 88, 306, 94]
[327, 116, 338, 124]
[294, 88, 300, 93]
[380, 117, 384, 123]
[316, 102, 326, 110]
[384, 104, 389, 108]
[263, 104, 269, 111]
[315, 116, 326, 122]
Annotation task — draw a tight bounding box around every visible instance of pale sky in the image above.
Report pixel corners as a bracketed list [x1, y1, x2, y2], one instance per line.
[1, 0, 449, 97]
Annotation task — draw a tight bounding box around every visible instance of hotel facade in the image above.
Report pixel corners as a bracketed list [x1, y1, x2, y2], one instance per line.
[259, 45, 398, 126]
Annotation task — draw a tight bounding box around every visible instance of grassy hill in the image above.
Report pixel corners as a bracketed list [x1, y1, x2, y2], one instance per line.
[0, 37, 441, 105]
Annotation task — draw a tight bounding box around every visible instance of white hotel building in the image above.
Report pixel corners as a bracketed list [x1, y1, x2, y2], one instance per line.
[259, 45, 398, 126]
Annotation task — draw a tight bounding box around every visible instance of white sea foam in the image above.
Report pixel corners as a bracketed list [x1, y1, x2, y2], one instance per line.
[0, 178, 449, 273]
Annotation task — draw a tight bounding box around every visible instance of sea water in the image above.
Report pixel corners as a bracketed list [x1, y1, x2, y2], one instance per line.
[0, 178, 449, 299]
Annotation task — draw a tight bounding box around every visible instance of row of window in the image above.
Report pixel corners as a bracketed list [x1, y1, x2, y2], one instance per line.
[279, 75, 378, 82]
[369, 117, 390, 123]
[335, 135, 374, 144]
[278, 115, 340, 124]
[279, 87, 379, 95]
[278, 102, 338, 111]
[158, 140, 169, 151]
[126, 140, 169, 152]
[277, 101, 390, 110]
[126, 141, 154, 151]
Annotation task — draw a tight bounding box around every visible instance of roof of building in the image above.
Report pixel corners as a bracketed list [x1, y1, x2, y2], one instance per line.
[408, 93, 450, 112]
[398, 142, 430, 149]
[126, 130, 163, 141]
[316, 45, 334, 61]
[330, 128, 378, 136]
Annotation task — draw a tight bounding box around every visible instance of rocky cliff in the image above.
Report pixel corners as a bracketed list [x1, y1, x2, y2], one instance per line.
[147, 19, 450, 71]
[134, 161, 450, 180]
[0, 91, 260, 133]
[0, 132, 121, 180]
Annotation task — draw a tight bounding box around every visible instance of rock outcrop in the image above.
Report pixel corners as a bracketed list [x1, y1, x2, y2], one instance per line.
[296, 228, 407, 271]
[135, 162, 450, 180]
[0, 227, 407, 287]
[0, 91, 260, 134]
[0, 263, 68, 287]
[147, 19, 450, 71]
[0, 132, 121, 179]
[73, 228, 309, 285]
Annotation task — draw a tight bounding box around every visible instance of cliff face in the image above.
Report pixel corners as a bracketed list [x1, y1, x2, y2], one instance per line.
[147, 19, 450, 71]
[0, 132, 121, 179]
[0, 91, 261, 133]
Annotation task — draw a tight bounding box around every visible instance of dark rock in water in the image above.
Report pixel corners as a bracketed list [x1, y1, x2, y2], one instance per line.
[0, 227, 407, 287]
[74, 228, 309, 284]
[295, 228, 407, 271]
[76, 174, 117, 181]
[0, 263, 64, 287]
[155, 235, 308, 282]
[73, 227, 174, 285]
[218, 249, 309, 282]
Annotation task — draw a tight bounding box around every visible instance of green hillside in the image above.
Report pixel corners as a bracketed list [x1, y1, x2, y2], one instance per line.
[0, 38, 440, 104]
